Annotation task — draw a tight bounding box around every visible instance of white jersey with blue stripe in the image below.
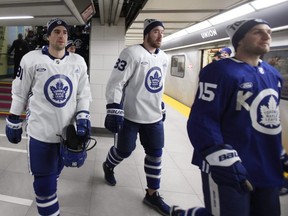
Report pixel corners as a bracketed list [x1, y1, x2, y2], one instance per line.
[10, 46, 91, 143]
[106, 44, 168, 123]
[187, 57, 283, 187]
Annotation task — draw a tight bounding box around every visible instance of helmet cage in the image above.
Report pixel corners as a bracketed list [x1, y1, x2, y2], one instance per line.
[58, 124, 96, 168]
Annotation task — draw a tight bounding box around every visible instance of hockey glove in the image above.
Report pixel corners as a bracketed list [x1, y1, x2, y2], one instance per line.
[76, 111, 91, 137]
[280, 149, 288, 173]
[161, 101, 166, 122]
[6, 115, 23, 144]
[104, 103, 124, 133]
[202, 144, 252, 193]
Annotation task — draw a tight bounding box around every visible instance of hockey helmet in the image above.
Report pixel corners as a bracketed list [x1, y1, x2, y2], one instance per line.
[58, 124, 96, 168]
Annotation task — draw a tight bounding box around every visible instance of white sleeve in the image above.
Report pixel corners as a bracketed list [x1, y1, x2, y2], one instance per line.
[105, 47, 136, 104]
[76, 57, 91, 112]
[10, 53, 34, 115]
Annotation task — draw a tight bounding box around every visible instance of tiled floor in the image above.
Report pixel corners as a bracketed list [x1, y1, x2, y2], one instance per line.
[0, 104, 287, 216]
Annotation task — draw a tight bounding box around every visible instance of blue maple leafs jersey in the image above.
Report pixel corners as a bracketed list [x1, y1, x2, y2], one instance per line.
[106, 44, 169, 123]
[10, 46, 91, 143]
[187, 57, 283, 187]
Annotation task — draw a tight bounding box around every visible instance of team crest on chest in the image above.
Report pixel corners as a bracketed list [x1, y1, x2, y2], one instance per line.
[250, 89, 281, 135]
[44, 74, 73, 107]
[145, 66, 162, 93]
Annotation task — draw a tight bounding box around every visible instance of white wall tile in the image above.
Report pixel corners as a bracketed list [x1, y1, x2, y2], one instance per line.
[89, 18, 125, 128]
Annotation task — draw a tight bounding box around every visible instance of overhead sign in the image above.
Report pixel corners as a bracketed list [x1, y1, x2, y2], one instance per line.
[162, 3, 288, 50]
[81, 3, 96, 23]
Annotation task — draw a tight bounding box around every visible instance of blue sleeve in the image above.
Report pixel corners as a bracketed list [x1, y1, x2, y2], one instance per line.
[187, 61, 235, 153]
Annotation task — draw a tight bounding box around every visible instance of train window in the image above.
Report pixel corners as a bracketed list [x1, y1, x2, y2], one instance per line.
[263, 47, 288, 101]
[171, 55, 185, 78]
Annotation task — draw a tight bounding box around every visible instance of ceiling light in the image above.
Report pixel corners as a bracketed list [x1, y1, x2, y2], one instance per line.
[163, 29, 188, 42]
[251, 0, 288, 10]
[186, 20, 212, 33]
[209, 4, 255, 25]
[0, 16, 34, 20]
[271, 25, 288, 32]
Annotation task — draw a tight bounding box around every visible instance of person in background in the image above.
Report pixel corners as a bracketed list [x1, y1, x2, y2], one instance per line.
[8, 33, 29, 79]
[220, 47, 232, 58]
[102, 18, 170, 216]
[70, 26, 89, 66]
[5, 18, 91, 216]
[25, 30, 38, 51]
[212, 51, 222, 62]
[66, 39, 76, 53]
[171, 18, 288, 216]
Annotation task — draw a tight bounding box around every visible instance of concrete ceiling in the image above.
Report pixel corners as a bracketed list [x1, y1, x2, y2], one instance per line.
[0, 0, 254, 45]
[125, 0, 252, 45]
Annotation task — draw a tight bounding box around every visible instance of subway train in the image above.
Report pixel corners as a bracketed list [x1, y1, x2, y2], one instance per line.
[163, 28, 288, 107]
[161, 1, 288, 107]
[161, 1, 288, 167]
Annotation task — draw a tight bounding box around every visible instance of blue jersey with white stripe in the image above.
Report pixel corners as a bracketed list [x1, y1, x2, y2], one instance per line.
[187, 57, 283, 187]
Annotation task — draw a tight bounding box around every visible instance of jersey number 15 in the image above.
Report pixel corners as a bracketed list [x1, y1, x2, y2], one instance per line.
[198, 82, 217, 102]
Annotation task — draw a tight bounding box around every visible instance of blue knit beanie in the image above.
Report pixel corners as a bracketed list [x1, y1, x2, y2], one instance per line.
[47, 18, 68, 36]
[226, 18, 270, 51]
[143, 19, 164, 37]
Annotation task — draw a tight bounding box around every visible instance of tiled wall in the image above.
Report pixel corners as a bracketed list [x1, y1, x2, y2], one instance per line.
[89, 18, 126, 128]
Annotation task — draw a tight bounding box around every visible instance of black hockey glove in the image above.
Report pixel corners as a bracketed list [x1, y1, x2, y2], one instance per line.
[202, 144, 253, 193]
[76, 111, 91, 138]
[104, 103, 124, 133]
[161, 101, 166, 122]
[280, 149, 288, 172]
[6, 114, 23, 144]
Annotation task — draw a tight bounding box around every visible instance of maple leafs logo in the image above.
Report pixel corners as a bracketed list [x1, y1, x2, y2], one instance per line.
[50, 79, 68, 102]
[149, 72, 161, 89]
[260, 96, 280, 127]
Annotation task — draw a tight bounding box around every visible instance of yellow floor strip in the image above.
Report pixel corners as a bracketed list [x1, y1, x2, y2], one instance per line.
[163, 94, 191, 118]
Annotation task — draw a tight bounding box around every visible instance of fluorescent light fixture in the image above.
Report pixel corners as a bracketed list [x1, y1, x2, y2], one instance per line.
[272, 25, 288, 32]
[209, 4, 255, 25]
[251, 0, 288, 10]
[0, 16, 34, 20]
[125, 37, 143, 40]
[162, 0, 288, 44]
[186, 20, 212, 33]
[163, 29, 188, 42]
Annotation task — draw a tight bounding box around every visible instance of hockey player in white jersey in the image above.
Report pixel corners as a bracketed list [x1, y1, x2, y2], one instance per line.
[171, 18, 288, 216]
[102, 19, 170, 215]
[5, 18, 91, 216]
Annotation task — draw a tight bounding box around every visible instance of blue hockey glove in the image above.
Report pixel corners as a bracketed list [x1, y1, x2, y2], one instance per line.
[161, 101, 166, 122]
[76, 111, 91, 137]
[104, 103, 124, 133]
[6, 115, 23, 144]
[280, 149, 288, 172]
[202, 144, 253, 193]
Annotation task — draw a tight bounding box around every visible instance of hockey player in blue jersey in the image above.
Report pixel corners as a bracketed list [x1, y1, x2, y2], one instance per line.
[5, 18, 91, 216]
[102, 19, 170, 215]
[171, 18, 288, 216]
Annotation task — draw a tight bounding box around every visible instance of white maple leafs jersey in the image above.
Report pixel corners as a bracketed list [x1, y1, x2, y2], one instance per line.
[106, 44, 169, 123]
[187, 57, 283, 187]
[10, 46, 91, 143]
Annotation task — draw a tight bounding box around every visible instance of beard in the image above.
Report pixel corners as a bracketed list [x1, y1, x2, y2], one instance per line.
[147, 35, 161, 49]
[50, 42, 65, 51]
[244, 43, 270, 56]
[253, 46, 270, 56]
